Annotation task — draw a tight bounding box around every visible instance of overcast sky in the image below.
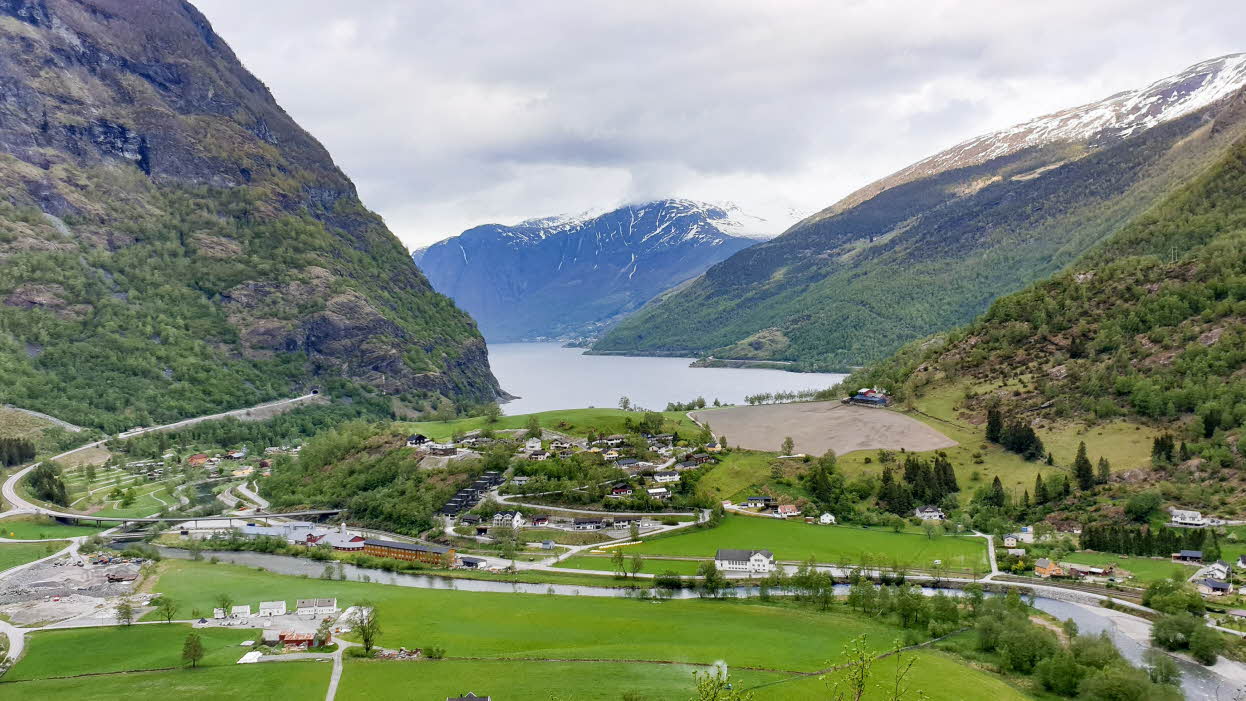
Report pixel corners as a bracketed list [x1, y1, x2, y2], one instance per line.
[196, 1, 1246, 248]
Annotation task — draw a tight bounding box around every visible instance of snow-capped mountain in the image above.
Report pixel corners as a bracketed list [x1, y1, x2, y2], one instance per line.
[412, 199, 763, 342]
[833, 53, 1246, 213]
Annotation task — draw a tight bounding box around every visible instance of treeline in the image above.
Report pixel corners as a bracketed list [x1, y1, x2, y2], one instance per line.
[985, 407, 1045, 460]
[1080, 523, 1221, 561]
[0, 438, 35, 467]
[878, 453, 960, 515]
[262, 421, 477, 535]
[743, 389, 825, 405]
[115, 391, 396, 459]
[28, 463, 67, 506]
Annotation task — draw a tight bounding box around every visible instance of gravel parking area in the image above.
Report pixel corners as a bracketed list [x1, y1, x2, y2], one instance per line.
[691, 402, 957, 455]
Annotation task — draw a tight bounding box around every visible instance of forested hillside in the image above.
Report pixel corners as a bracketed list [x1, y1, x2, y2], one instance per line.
[0, 0, 501, 431]
[594, 58, 1246, 371]
[845, 127, 1246, 462]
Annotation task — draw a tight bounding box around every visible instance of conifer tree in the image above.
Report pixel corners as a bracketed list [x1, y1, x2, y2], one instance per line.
[1073, 442, 1095, 490]
[1033, 473, 1048, 504]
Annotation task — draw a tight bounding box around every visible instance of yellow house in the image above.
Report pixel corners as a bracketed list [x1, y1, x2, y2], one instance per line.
[705, 442, 723, 453]
[603, 449, 620, 460]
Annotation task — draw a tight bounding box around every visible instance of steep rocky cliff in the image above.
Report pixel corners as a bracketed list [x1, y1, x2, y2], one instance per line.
[0, 0, 501, 430]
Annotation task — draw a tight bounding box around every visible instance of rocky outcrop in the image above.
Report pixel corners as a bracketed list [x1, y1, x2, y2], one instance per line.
[0, 0, 502, 426]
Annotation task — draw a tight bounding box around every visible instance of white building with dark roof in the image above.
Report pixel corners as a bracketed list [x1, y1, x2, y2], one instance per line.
[714, 549, 776, 573]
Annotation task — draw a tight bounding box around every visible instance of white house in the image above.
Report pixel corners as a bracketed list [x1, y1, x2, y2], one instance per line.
[1003, 535, 1018, 548]
[1171, 509, 1208, 527]
[296, 598, 338, 617]
[714, 548, 777, 573]
[819, 513, 836, 525]
[230, 604, 252, 617]
[1208, 560, 1232, 580]
[259, 600, 286, 616]
[1007, 548, 1027, 557]
[653, 471, 680, 484]
[493, 511, 524, 529]
[915, 506, 945, 521]
[524, 437, 542, 452]
[647, 487, 670, 500]
[212, 607, 227, 619]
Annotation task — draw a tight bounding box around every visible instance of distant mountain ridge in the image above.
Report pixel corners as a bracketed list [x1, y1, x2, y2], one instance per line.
[413, 199, 762, 341]
[593, 54, 1246, 371]
[827, 53, 1246, 216]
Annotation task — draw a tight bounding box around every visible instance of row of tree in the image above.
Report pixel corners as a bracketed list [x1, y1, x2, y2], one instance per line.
[0, 437, 35, 467]
[878, 453, 961, 515]
[1079, 523, 1221, 561]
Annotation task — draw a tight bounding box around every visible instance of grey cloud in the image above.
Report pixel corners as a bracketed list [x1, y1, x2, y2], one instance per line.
[195, 0, 1246, 245]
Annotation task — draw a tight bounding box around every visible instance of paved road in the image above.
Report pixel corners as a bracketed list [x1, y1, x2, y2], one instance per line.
[236, 482, 271, 510]
[2, 393, 319, 520]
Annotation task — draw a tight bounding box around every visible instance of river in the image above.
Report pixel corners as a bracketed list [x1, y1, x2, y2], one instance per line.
[153, 547, 1238, 699]
[487, 342, 847, 415]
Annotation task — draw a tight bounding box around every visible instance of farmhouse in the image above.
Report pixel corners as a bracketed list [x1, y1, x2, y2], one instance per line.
[604, 435, 626, 447]
[259, 600, 286, 616]
[524, 437, 542, 451]
[746, 496, 776, 509]
[819, 513, 836, 525]
[615, 458, 639, 469]
[295, 598, 339, 617]
[1208, 560, 1232, 580]
[308, 523, 366, 552]
[647, 487, 670, 500]
[573, 518, 604, 531]
[511, 476, 531, 487]
[529, 450, 550, 461]
[915, 506, 945, 521]
[1173, 550, 1204, 563]
[705, 442, 722, 452]
[1199, 579, 1231, 597]
[776, 504, 799, 518]
[611, 483, 633, 496]
[653, 471, 680, 484]
[530, 514, 550, 526]
[212, 607, 226, 619]
[1007, 548, 1026, 557]
[279, 631, 315, 649]
[1170, 509, 1208, 528]
[231, 604, 252, 617]
[459, 556, 487, 569]
[1034, 558, 1064, 578]
[363, 539, 454, 565]
[1003, 536, 1018, 548]
[714, 549, 777, 573]
[690, 453, 713, 465]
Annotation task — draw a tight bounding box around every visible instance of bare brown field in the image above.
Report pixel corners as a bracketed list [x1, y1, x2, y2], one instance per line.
[691, 402, 957, 456]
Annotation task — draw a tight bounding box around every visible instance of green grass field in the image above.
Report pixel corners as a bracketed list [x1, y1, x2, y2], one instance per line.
[1065, 551, 1191, 583]
[0, 541, 66, 571]
[5, 625, 262, 680]
[0, 661, 329, 700]
[0, 515, 106, 540]
[849, 382, 1159, 501]
[696, 450, 792, 503]
[146, 560, 901, 671]
[397, 408, 696, 442]
[338, 649, 1029, 701]
[627, 516, 987, 571]
[554, 555, 706, 576]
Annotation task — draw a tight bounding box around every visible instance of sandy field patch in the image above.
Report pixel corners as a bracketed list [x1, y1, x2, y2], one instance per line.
[53, 446, 111, 468]
[691, 402, 956, 455]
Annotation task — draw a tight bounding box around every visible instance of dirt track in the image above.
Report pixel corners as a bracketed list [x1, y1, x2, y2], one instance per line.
[690, 402, 957, 456]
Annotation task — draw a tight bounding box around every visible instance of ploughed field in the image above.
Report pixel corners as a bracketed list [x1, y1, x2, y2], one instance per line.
[691, 402, 957, 455]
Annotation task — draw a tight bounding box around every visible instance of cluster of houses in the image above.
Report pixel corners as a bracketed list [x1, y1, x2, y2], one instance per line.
[213, 597, 338, 621]
[185, 447, 276, 479]
[1033, 559, 1117, 580]
[439, 470, 504, 516]
[731, 496, 835, 524]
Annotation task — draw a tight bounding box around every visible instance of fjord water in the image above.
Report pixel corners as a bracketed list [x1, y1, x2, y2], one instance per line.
[488, 342, 847, 414]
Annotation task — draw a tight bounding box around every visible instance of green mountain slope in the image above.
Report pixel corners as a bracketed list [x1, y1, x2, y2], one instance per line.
[847, 118, 1246, 435]
[0, 0, 501, 431]
[593, 63, 1246, 371]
